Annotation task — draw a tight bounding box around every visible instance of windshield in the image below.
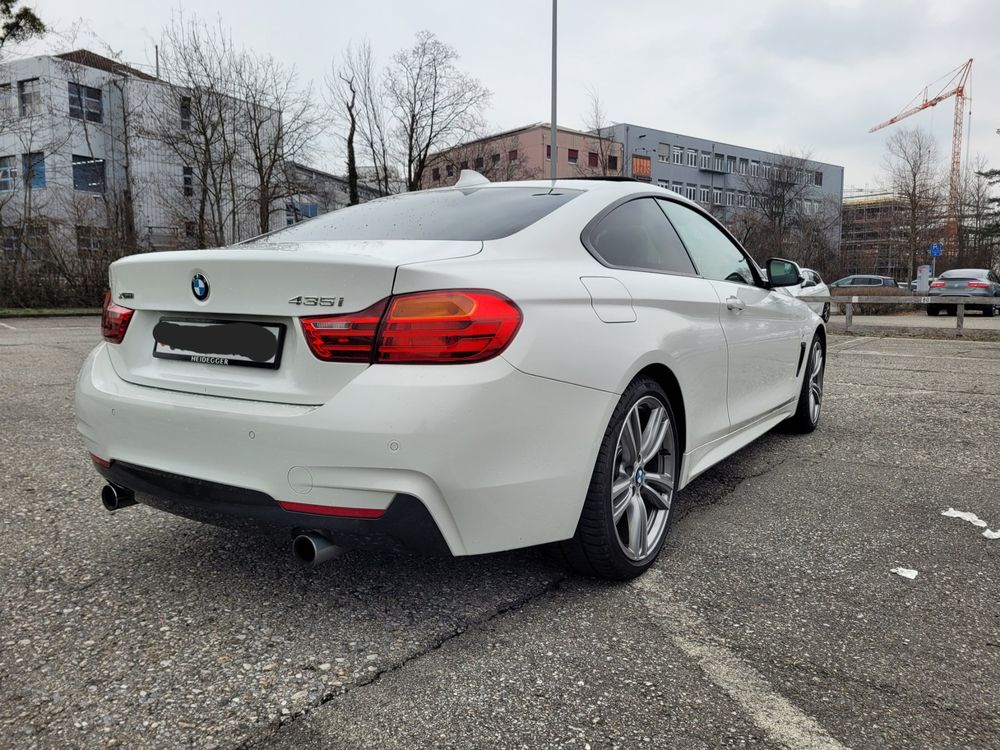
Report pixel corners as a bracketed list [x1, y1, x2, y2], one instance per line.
[260, 187, 582, 243]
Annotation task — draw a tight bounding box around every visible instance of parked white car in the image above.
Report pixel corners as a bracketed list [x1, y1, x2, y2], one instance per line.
[77, 174, 826, 580]
[787, 268, 830, 322]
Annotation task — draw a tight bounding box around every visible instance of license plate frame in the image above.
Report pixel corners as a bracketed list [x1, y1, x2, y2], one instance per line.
[152, 317, 286, 370]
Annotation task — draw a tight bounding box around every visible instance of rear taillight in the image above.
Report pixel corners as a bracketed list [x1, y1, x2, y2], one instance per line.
[101, 291, 134, 344]
[300, 299, 388, 362]
[930, 281, 945, 288]
[968, 281, 990, 288]
[300, 290, 522, 365]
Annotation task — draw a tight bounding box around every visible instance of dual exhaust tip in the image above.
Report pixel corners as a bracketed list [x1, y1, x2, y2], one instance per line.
[100, 485, 343, 567]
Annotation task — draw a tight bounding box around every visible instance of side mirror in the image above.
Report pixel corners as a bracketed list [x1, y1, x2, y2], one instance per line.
[765, 258, 802, 288]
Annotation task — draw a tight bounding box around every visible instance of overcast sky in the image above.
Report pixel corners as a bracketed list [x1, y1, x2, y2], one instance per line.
[28, 0, 1000, 191]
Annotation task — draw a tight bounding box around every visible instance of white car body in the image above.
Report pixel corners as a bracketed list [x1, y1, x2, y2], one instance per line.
[786, 268, 830, 320]
[77, 178, 823, 569]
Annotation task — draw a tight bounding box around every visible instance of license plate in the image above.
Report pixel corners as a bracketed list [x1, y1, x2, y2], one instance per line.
[152, 318, 285, 369]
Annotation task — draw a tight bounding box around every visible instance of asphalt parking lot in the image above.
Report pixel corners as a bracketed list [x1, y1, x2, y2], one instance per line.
[1, 317, 998, 749]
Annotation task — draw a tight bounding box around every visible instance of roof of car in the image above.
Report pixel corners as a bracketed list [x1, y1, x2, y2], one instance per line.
[940, 268, 989, 277]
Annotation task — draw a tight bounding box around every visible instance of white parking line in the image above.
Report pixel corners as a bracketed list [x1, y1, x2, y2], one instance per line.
[634, 575, 850, 750]
[0, 321, 15, 330]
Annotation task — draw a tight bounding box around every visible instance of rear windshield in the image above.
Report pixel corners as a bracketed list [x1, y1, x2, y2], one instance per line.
[940, 269, 987, 279]
[261, 187, 582, 243]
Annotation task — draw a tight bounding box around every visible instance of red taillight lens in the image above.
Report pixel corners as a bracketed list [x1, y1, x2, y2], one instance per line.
[101, 291, 134, 344]
[968, 281, 990, 288]
[300, 290, 522, 364]
[930, 281, 945, 288]
[376, 290, 522, 364]
[89, 452, 112, 468]
[300, 299, 388, 362]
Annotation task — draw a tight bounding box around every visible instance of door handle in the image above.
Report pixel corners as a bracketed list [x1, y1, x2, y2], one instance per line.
[726, 296, 746, 312]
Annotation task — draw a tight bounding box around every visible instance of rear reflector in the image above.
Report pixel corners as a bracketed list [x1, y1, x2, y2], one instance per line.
[277, 500, 385, 519]
[301, 290, 522, 364]
[89, 453, 112, 468]
[968, 281, 990, 288]
[101, 291, 134, 344]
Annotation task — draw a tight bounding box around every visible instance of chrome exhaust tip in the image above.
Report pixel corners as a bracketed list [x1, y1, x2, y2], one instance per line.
[292, 532, 344, 566]
[101, 483, 136, 512]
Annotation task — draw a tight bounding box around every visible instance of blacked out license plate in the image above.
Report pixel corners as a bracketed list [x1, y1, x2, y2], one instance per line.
[152, 318, 285, 369]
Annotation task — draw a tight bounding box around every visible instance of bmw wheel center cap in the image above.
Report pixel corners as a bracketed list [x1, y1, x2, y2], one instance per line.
[191, 274, 209, 301]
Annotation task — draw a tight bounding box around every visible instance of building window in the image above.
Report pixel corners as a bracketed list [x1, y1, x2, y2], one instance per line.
[764, 163, 773, 179]
[22, 152, 44, 189]
[474, 156, 484, 170]
[18, 79, 40, 117]
[631, 154, 651, 180]
[446, 164, 454, 177]
[508, 149, 518, 163]
[588, 152, 598, 168]
[0, 84, 11, 117]
[183, 166, 194, 196]
[701, 153, 711, 169]
[671, 181, 684, 194]
[713, 188, 723, 205]
[69, 82, 103, 123]
[738, 159, 748, 175]
[658, 153, 668, 163]
[184, 221, 197, 239]
[607, 155, 618, 171]
[750, 161, 759, 177]
[0, 155, 16, 191]
[687, 150, 697, 167]
[300, 203, 318, 218]
[737, 192, 747, 207]
[671, 146, 684, 165]
[726, 191, 735, 206]
[76, 225, 107, 253]
[180, 96, 192, 131]
[814, 170, 823, 187]
[698, 186, 710, 203]
[545, 144, 551, 160]
[72, 154, 105, 193]
[685, 185, 697, 200]
[432, 167, 440, 181]
[727, 157, 736, 173]
[567, 148, 578, 164]
[491, 153, 500, 166]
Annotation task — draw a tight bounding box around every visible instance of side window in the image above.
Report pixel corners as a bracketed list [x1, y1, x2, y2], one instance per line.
[588, 198, 696, 275]
[657, 199, 755, 285]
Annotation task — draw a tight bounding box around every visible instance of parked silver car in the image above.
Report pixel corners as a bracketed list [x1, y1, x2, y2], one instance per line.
[927, 269, 1000, 317]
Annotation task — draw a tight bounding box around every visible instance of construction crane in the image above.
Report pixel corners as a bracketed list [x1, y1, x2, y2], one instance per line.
[869, 58, 973, 252]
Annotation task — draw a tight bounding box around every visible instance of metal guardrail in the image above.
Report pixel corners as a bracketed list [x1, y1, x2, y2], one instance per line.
[807, 295, 1000, 336]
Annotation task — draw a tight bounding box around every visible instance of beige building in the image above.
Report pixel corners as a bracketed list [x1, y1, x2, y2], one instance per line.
[421, 122, 622, 189]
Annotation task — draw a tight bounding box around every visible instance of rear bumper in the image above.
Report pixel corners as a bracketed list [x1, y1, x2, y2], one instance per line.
[77, 344, 618, 556]
[96, 460, 450, 554]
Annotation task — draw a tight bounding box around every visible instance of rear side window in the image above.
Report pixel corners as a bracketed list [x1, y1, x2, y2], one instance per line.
[261, 187, 582, 243]
[657, 199, 755, 286]
[587, 198, 696, 275]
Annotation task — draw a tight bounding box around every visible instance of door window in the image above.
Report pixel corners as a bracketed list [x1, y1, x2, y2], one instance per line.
[587, 198, 696, 275]
[657, 199, 755, 286]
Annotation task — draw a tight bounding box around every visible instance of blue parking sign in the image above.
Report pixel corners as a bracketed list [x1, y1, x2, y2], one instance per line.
[930, 243, 942, 257]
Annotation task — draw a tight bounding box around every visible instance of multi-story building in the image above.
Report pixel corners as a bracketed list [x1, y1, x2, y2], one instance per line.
[284, 161, 382, 225]
[0, 48, 287, 262]
[840, 192, 912, 279]
[420, 122, 623, 190]
[608, 123, 845, 250]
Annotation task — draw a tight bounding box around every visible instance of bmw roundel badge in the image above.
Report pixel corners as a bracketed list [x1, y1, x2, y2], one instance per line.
[191, 274, 209, 301]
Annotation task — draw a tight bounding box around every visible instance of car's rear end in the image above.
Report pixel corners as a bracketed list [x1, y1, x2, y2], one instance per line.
[76, 185, 620, 558]
[928, 270, 997, 316]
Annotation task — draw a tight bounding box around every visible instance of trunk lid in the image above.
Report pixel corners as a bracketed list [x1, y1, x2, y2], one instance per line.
[106, 240, 481, 404]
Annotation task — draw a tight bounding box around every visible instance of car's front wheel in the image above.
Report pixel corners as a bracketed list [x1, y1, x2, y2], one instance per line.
[560, 377, 678, 580]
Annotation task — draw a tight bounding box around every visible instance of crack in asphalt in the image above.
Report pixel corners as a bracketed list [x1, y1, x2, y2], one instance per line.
[237, 572, 569, 749]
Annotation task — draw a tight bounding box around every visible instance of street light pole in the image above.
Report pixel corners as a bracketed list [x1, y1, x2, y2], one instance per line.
[550, 0, 557, 181]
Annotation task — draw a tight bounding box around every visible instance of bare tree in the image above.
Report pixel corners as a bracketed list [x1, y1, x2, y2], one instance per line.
[326, 47, 363, 205]
[956, 155, 999, 269]
[384, 31, 491, 192]
[881, 127, 943, 281]
[581, 85, 619, 176]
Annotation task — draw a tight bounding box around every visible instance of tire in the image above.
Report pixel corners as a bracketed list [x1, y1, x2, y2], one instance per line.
[559, 377, 679, 580]
[821, 303, 830, 323]
[927, 305, 940, 316]
[783, 334, 825, 434]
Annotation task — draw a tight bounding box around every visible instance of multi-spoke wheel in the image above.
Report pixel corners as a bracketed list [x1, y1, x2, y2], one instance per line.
[560, 377, 679, 579]
[783, 333, 825, 434]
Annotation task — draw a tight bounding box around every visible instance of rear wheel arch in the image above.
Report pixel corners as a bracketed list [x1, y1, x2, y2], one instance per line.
[633, 363, 686, 461]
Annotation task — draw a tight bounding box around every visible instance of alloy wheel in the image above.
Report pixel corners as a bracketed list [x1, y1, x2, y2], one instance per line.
[808, 341, 824, 424]
[611, 395, 675, 561]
